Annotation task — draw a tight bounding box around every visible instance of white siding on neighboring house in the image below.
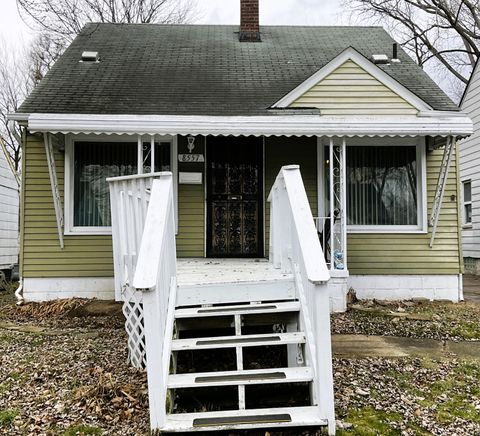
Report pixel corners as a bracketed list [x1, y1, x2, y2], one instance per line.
[0, 150, 19, 269]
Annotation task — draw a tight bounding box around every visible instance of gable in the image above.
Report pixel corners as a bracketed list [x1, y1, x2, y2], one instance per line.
[289, 60, 418, 115]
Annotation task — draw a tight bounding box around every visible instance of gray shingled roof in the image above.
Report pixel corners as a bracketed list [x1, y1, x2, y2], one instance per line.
[18, 23, 458, 115]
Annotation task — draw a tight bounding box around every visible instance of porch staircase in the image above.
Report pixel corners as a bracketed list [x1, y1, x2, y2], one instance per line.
[164, 295, 324, 432]
[108, 166, 336, 434]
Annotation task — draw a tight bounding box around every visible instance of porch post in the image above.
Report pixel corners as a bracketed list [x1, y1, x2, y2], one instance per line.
[329, 139, 334, 271]
[329, 137, 347, 271]
[341, 137, 347, 271]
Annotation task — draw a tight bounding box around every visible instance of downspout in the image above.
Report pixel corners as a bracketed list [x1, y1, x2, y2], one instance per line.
[455, 141, 465, 301]
[14, 126, 27, 305]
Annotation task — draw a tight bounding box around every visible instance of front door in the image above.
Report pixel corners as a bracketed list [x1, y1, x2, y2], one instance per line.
[206, 137, 264, 257]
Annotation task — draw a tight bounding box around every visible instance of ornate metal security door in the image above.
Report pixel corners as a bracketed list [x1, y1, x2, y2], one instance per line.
[207, 137, 264, 257]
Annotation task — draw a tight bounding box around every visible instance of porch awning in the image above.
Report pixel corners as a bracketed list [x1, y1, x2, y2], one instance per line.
[12, 112, 473, 138]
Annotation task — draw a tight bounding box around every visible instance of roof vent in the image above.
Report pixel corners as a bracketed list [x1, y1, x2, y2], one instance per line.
[80, 51, 99, 62]
[371, 54, 389, 64]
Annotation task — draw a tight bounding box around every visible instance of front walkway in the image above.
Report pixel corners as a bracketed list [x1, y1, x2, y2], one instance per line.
[333, 334, 480, 359]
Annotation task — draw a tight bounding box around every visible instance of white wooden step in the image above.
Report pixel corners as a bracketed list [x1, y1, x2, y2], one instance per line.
[171, 332, 305, 351]
[162, 406, 327, 432]
[175, 301, 300, 318]
[168, 367, 313, 388]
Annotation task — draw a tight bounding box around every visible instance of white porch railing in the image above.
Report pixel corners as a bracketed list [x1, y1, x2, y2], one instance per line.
[133, 174, 177, 429]
[109, 172, 177, 429]
[268, 165, 336, 434]
[108, 173, 162, 368]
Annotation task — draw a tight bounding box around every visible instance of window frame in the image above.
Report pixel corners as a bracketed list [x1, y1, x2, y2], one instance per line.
[64, 134, 178, 236]
[317, 137, 427, 234]
[462, 179, 472, 228]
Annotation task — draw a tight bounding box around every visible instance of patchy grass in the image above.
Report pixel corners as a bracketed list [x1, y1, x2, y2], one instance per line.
[335, 357, 480, 435]
[1, 294, 480, 435]
[332, 300, 480, 341]
[62, 424, 103, 435]
[0, 409, 19, 426]
[337, 408, 403, 435]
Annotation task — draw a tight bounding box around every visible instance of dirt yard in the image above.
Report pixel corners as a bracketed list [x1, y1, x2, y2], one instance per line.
[1, 290, 479, 435]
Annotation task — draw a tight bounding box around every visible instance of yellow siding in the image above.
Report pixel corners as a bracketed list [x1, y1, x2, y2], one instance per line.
[290, 60, 418, 116]
[177, 184, 205, 257]
[347, 145, 461, 274]
[22, 134, 114, 278]
[265, 136, 318, 253]
[21, 134, 461, 278]
[176, 135, 205, 257]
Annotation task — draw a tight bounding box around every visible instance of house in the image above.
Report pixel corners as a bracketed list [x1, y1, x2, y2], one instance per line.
[8, 0, 473, 432]
[10, 18, 471, 306]
[459, 60, 480, 274]
[0, 142, 19, 281]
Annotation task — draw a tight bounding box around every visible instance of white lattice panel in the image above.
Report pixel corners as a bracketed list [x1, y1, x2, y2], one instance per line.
[108, 173, 166, 368]
[122, 287, 146, 368]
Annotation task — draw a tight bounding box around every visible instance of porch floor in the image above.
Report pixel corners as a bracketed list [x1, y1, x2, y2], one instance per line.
[176, 258, 292, 287]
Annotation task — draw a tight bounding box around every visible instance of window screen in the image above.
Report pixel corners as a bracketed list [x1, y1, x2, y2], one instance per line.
[74, 142, 137, 227]
[347, 146, 418, 226]
[463, 180, 472, 225]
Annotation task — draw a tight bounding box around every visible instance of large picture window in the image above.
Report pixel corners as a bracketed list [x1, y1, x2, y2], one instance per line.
[74, 142, 137, 227]
[66, 136, 175, 234]
[346, 145, 422, 229]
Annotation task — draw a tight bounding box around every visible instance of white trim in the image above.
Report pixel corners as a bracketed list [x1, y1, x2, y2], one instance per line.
[262, 136, 266, 258]
[271, 47, 432, 112]
[23, 277, 115, 301]
[316, 138, 325, 218]
[461, 178, 472, 226]
[7, 112, 29, 122]
[347, 274, 461, 303]
[204, 136, 207, 258]
[27, 113, 473, 138]
[172, 135, 179, 233]
[64, 133, 176, 235]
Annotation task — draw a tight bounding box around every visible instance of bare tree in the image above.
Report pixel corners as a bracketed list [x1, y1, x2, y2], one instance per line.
[343, 0, 480, 96]
[0, 40, 33, 175]
[17, 0, 196, 44]
[29, 32, 65, 84]
[4, 0, 197, 178]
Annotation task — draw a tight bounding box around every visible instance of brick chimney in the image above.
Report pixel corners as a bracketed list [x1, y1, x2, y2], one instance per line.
[239, 0, 261, 42]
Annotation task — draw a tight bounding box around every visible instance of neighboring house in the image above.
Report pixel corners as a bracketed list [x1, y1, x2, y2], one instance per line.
[10, 6, 471, 306]
[459, 61, 480, 274]
[0, 145, 19, 278]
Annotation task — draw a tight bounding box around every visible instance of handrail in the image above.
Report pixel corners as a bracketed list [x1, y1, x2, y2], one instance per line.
[268, 165, 330, 283]
[133, 175, 175, 289]
[131, 173, 177, 429]
[268, 165, 335, 433]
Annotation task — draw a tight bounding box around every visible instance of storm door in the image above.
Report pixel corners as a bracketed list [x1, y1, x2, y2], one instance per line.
[206, 137, 264, 257]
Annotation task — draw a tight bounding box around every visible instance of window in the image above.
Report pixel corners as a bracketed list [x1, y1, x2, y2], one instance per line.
[142, 141, 172, 173]
[74, 141, 137, 227]
[463, 180, 472, 226]
[346, 144, 424, 231]
[66, 136, 175, 234]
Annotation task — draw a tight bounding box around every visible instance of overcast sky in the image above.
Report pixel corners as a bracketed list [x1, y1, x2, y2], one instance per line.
[0, 0, 344, 47]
